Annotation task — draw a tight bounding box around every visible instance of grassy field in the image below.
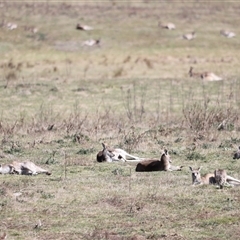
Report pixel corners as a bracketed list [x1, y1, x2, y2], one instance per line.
[1, 1, 240, 239]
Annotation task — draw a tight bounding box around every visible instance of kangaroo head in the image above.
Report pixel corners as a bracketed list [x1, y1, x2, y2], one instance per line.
[96, 143, 115, 162]
[189, 67, 194, 76]
[103, 143, 115, 162]
[159, 149, 172, 171]
[161, 149, 171, 163]
[189, 166, 202, 185]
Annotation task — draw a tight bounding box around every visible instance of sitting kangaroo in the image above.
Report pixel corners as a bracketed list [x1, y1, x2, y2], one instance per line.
[96, 143, 143, 162]
[189, 166, 240, 186]
[135, 149, 183, 172]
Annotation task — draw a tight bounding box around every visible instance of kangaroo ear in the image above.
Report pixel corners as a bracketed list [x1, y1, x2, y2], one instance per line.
[198, 166, 202, 171]
[161, 149, 167, 155]
[189, 166, 193, 171]
[102, 143, 106, 149]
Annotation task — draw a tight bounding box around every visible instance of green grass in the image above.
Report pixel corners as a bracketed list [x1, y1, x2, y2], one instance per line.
[1, 1, 240, 239]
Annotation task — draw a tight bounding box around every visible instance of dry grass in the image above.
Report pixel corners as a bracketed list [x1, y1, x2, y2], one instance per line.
[1, 1, 240, 239]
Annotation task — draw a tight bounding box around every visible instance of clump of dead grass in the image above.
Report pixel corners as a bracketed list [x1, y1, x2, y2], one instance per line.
[183, 99, 238, 133]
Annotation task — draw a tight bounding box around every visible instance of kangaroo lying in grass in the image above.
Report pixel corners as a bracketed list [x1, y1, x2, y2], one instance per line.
[97, 143, 143, 162]
[135, 149, 183, 172]
[189, 166, 240, 187]
[0, 161, 51, 175]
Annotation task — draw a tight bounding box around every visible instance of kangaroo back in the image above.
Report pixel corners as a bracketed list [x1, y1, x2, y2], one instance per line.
[22, 161, 51, 175]
[135, 149, 170, 172]
[135, 159, 160, 172]
[12, 161, 51, 175]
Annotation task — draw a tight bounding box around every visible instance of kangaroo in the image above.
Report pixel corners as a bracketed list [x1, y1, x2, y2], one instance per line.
[76, 23, 93, 31]
[11, 161, 51, 175]
[201, 72, 222, 81]
[189, 67, 222, 81]
[6, 22, 17, 30]
[183, 31, 196, 40]
[82, 39, 100, 47]
[24, 25, 38, 34]
[135, 149, 183, 172]
[220, 30, 236, 38]
[189, 166, 240, 186]
[160, 22, 175, 30]
[233, 146, 240, 159]
[97, 143, 143, 163]
[0, 164, 14, 174]
[189, 66, 202, 78]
